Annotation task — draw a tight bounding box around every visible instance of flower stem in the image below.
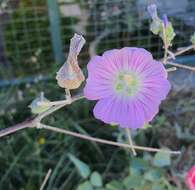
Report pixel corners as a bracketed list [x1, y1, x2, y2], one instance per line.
[166, 67, 177, 72]
[0, 90, 181, 156]
[167, 62, 195, 71]
[65, 88, 71, 100]
[39, 123, 181, 155]
[125, 128, 137, 156]
[160, 45, 195, 71]
[38, 100, 70, 107]
[168, 45, 195, 59]
[162, 23, 168, 64]
[0, 93, 84, 138]
[0, 118, 36, 138]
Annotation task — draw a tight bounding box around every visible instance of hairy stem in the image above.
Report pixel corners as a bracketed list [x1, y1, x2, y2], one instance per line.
[0, 93, 84, 138]
[125, 128, 137, 156]
[168, 45, 195, 59]
[38, 100, 70, 107]
[65, 88, 71, 100]
[160, 45, 195, 71]
[39, 123, 180, 154]
[166, 67, 177, 72]
[162, 24, 168, 64]
[0, 117, 35, 138]
[167, 62, 195, 71]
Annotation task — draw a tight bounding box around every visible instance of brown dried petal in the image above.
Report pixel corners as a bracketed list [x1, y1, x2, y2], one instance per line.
[56, 61, 85, 89]
[56, 33, 86, 89]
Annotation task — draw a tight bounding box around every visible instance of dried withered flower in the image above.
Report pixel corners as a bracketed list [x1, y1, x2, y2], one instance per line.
[56, 34, 86, 89]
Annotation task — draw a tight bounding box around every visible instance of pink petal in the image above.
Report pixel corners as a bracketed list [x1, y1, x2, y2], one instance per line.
[102, 49, 124, 71]
[135, 92, 160, 122]
[93, 97, 146, 129]
[141, 78, 171, 100]
[140, 60, 168, 79]
[87, 56, 114, 79]
[84, 79, 114, 100]
[135, 77, 171, 121]
[93, 96, 119, 124]
[119, 100, 146, 129]
[84, 56, 115, 100]
[121, 48, 153, 72]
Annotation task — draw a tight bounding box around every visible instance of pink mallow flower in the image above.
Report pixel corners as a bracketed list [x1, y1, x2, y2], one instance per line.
[84, 48, 171, 129]
[185, 166, 195, 190]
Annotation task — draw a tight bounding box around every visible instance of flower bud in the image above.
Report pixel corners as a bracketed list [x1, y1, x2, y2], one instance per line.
[160, 19, 176, 47]
[191, 32, 195, 45]
[148, 4, 175, 47]
[56, 34, 86, 89]
[164, 22, 175, 47]
[147, 4, 158, 20]
[29, 92, 51, 114]
[148, 4, 162, 35]
[162, 14, 168, 28]
[150, 18, 162, 35]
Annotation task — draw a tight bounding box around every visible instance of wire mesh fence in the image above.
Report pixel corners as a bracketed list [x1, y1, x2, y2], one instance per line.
[0, 0, 195, 82]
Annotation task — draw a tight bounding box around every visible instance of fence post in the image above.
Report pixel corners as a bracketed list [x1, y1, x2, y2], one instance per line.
[47, 0, 64, 64]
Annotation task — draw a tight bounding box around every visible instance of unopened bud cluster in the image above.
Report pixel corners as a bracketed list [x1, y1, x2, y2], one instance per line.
[147, 4, 175, 47]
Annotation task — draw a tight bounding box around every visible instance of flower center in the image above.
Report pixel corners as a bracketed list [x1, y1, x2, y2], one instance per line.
[114, 72, 141, 97]
[123, 74, 135, 86]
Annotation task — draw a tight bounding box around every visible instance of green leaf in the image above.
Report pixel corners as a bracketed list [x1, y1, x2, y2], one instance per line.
[68, 154, 91, 179]
[143, 123, 152, 129]
[159, 22, 175, 47]
[155, 116, 166, 126]
[90, 172, 103, 187]
[165, 23, 176, 46]
[130, 158, 149, 174]
[136, 182, 153, 190]
[77, 181, 93, 190]
[123, 175, 142, 189]
[144, 169, 163, 181]
[151, 183, 165, 190]
[106, 180, 125, 190]
[153, 151, 171, 167]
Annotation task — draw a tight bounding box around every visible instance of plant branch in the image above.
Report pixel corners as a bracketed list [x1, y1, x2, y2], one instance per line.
[167, 61, 195, 71]
[36, 94, 84, 121]
[0, 92, 181, 155]
[167, 45, 195, 60]
[37, 100, 70, 107]
[166, 67, 177, 72]
[159, 45, 195, 71]
[162, 24, 168, 64]
[0, 93, 84, 138]
[0, 117, 36, 138]
[38, 123, 180, 155]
